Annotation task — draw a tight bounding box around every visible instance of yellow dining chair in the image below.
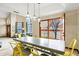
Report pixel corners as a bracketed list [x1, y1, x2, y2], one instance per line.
[18, 33, 22, 39]
[64, 38, 77, 56]
[10, 41, 31, 56]
[16, 42, 31, 56]
[9, 41, 20, 56]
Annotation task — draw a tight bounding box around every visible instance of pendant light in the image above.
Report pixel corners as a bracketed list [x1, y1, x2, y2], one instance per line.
[33, 3, 37, 21]
[26, 3, 30, 17]
[38, 3, 41, 22]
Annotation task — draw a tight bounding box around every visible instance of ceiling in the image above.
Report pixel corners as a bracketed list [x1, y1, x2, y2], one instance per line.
[0, 3, 79, 19]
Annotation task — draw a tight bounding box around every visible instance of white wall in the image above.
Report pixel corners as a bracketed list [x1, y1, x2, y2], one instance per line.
[0, 18, 6, 36]
[32, 19, 39, 37]
[65, 9, 79, 50]
[77, 10, 79, 51]
[11, 13, 16, 37]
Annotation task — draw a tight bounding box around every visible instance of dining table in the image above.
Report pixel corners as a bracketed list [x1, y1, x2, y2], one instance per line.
[13, 36, 65, 55]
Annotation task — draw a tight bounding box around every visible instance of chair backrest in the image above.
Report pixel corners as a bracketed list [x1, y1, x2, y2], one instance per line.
[18, 33, 22, 39]
[16, 42, 24, 56]
[69, 39, 77, 55]
[10, 41, 29, 56]
[64, 38, 77, 56]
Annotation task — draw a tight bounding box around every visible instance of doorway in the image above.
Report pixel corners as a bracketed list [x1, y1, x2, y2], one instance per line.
[6, 24, 11, 37]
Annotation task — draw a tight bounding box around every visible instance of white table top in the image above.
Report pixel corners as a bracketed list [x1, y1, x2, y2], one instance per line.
[14, 36, 65, 53]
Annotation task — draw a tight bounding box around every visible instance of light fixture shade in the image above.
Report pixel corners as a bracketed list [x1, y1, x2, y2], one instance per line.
[26, 3, 30, 18]
[32, 16, 37, 21]
[38, 3, 41, 22]
[33, 16, 37, 19]
[33, 3, 37, 21]
[26, 14, 30, 17]
[38, 18, 41, 22]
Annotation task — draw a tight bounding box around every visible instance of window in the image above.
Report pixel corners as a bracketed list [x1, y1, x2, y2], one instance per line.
[16, 22, 23, 33]
[39, 17, 64, 40]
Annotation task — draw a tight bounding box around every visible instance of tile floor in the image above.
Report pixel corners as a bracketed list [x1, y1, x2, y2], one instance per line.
[0, 38, 13, 56]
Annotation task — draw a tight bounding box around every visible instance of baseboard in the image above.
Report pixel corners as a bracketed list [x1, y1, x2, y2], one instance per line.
[65, 47, 79, 53]
[0, 36, 7, 38]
